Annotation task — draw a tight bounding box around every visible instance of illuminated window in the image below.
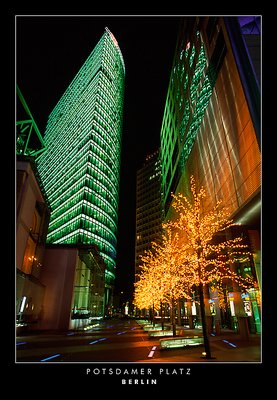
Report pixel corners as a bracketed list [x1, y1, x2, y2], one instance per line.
[22, 236, 36, 274]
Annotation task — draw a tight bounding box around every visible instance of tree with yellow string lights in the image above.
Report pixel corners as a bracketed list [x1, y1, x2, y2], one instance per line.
[134, 175, 256, 357]
[133, 252, 162, 325]
[167, 175, 255, 358]
[134, 227, 191, 335]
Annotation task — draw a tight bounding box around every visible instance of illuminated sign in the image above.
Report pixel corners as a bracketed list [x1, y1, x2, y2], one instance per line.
[19, 296, 27, 313]
[209, 299, 216, 315]
[230, 300, 236, 317]
[243, 300, 252, 316]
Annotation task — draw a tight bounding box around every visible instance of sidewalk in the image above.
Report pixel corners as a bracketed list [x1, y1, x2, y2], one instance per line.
[142, 325, 261, 363]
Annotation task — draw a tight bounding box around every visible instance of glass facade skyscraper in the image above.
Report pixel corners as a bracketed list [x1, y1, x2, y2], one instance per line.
[135, 150, 164, 278]
[160, 16, 261, 335]
[36, 27, 125, 289]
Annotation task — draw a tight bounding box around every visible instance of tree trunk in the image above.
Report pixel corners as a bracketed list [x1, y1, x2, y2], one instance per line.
[160, 302, 164, 330]
[199, 283, 212, 359]
[177, 299, 182, 326]
[171, 298, 176, 337]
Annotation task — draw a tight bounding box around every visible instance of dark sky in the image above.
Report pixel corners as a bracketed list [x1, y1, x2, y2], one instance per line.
[16, 15, 181, 302]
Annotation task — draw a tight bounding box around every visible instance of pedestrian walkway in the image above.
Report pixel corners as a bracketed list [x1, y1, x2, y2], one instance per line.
[136, 322, 261, 363]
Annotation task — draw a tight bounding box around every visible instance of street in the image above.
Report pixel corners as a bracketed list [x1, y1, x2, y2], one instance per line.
[16, 318, 261, 363]
[16, 318, 161, 362]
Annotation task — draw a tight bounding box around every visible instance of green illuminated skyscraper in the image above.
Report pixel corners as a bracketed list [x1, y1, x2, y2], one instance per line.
[36, 27, 125, 290]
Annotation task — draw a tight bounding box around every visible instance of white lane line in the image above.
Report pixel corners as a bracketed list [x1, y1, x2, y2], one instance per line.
[148, 346, 157, 358]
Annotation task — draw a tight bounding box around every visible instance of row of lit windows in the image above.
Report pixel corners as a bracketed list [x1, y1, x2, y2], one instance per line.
[102, 39, 119, 69]
[136, 231, 162, 246]
[45, 156, 88, 201]
[105, 29, 125, 73]
[44, 86, 121, 173]
[83, 186, 118, 220]
[49, 184, 85, 219]
[137, 170, 161, 186]
[136, 205, 162, 221]
[95, 90, 118, 124]
[44, 140, 120, 202]
[136, 217, 163, 231]
[98, 71, 123, 105]
[82, 199, 117, 233]
[86, 163, 119, 205]
[79, 215, 116, 246]
[47, 217, 116, 256]
[47, 76, 100, 137]
[48, 201, 83, 233]
[40, 102, 121, 185]
[136, 195, 161, 211]
[48, 182, 118, 232]
[50, 181, 118, 225]
[93, 112, 121, 153]
[38, 123, 90, 184]
[136, 202, 162, 216]
[93, 123, 121, 169]
[84, 174, 118, 210]
[48, 195, 117, 238]
[136, 182, 161, 198]
[47, 159, 87, 201]
[51, 229, 116, 274]
[99, 66, 119, 95]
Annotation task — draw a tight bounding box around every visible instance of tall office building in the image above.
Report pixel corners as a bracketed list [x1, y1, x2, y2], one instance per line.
[36, 28, 125, 298]
[161, 17, 260, 217]
[160, 17, 261, 334]
[135, 150, 164, 278]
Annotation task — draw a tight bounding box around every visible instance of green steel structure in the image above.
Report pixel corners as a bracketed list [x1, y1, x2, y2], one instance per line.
[16, 86, 46, 157]
[36, 28, 125, 289]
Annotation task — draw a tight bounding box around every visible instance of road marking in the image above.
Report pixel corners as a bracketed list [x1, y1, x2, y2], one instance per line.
[222, 339, 237, 348]
[117, 331, 127, 335]
[40, 354, 61, 362]
[16, 342, 27, 346]
[89, 337, 107, 344]
[148, 346, 157, 358]
[89, 340, 99, 345]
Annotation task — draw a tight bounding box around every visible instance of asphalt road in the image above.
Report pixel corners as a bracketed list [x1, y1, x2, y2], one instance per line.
[16, 318, 164, 363]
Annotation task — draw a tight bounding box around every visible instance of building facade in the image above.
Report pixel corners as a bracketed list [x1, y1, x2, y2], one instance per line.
[36, 27, 125, 312]
[160, 16, 261, 335]
[135, 150, 164, 278]
[16, 87, 50, 331]
[39, 244, 106, 330]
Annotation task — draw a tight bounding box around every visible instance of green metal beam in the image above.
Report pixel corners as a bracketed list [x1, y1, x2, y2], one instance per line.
[16, 85, 46, 156]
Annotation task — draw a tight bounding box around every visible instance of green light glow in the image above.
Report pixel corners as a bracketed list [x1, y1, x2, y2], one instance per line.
[160, 336, 204, 349]
[179, 70, 214, 169]
[36, 29, 125, 283]
[161, 33, 217, 206]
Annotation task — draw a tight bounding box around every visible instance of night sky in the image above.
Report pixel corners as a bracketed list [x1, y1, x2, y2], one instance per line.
[16, 15, 181, 302]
